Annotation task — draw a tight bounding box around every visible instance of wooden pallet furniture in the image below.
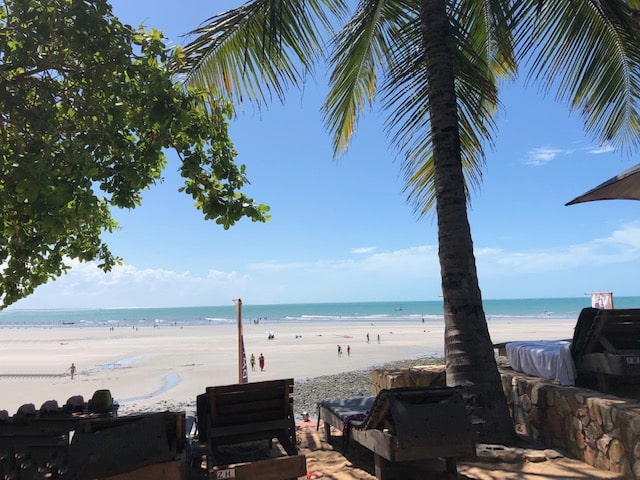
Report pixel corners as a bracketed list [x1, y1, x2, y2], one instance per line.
[197, 379, 306, 480]
[318, 386, 476, 480]
[0, 413, 79, 477]
[571, 307, 640, 392]
[68, 411, 187, 480]
[0, 410, 186, 479]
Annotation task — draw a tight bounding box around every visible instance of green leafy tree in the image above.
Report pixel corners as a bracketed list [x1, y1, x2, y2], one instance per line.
[181, 0, 640, 443]
[0, 0, 269, 308]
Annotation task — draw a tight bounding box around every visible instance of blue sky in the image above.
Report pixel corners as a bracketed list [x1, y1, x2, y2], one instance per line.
[11, 0, 640, 309]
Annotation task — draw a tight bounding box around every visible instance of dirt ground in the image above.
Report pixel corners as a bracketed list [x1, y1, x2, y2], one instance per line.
[297, 420, 625, 480]
[188, 420, 626, 480]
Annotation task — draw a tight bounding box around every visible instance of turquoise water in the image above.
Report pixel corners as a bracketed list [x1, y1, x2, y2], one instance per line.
[1, 296, 639, 328]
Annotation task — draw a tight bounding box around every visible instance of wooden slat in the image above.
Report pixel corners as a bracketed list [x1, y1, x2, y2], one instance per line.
[207, 379, 292, 398]
[0, 417, 80, 436]
[212, 398, 283, 416]
[204, 378, 297, 463]
[209, 454, 305, 480]
[209, 419, 292, 439]
[591, 310, 640, 352]
[103, 459, 186, 480]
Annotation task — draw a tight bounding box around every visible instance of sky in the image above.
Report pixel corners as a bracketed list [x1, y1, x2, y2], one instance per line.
[10, 0, 640, 310]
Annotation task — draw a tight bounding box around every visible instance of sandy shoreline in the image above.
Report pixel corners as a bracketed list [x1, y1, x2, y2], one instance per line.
[0, 317, 577, 415]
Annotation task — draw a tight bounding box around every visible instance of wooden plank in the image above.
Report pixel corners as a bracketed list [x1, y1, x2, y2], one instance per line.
[598, 311, 640, 351]
[207, 381, 292, 443]
[209, 454, 305, 480]
[69, 413, 175, 479]
[581, 353, 640, 376]
[205, 379, 295, 451]
[210, 419, 292, 439]
[211, 402, 285, 425]
[212, 398, 283, 414]
[598, 335, 617, 353]
[208, 380, 293, 399]
[352, 426, 474, 464]
[212, 391, 284, 407]
[318, 407, 344, 444]
[212, 413, 286, 428]
[213, 430, 282, 446]
[103, 459, 186, 480]
[351, 429, 394, 461]
[584, 311, 609, 355]
[0, 417, 80, 436]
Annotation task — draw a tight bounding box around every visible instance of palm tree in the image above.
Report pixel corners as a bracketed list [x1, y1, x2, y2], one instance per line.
[179, 0, 640, 443]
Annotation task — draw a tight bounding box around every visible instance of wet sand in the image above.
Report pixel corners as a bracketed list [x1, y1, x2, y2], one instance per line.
[0, 317, 578, 415]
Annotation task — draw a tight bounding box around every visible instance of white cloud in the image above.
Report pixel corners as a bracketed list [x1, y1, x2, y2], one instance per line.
[525, 147, 565, 166]
[475, 222, 640, 274]
[588, 144, 616, 155]
[525, 142, 617, 166]
[11, 245, 443, 309]
[9, 223, 640, 309]
[351, 247, 376, 254]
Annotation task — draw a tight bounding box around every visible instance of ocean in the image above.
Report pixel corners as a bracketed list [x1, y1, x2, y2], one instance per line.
[1, 296, 639, 328]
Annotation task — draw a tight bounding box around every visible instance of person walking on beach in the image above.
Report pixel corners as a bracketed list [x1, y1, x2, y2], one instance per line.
[259, 353, 265, 371]
[377, 334, 380, 344]
[366, 333, 370, 343]
[68, 362, 76, 380]
[347, 345, 351, 356]
[250, 353, 256, 371]
[337, 345, 342, 357]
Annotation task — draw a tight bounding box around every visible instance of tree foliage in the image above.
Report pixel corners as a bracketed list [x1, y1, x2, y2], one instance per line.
[179, 0, 640, 443]
[0, 0, 269, 308]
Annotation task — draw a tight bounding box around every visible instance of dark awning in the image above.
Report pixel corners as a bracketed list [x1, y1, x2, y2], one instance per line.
[566, 163, 640, 205]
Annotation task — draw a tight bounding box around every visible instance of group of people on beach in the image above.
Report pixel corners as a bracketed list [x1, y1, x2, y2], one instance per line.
[366, 332, 380, 343]
[249, 353, 265, 371]
[337, 344, 351, 357]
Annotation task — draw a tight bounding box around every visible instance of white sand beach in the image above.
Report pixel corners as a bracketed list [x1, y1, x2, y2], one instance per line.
[0, 317, 577, 415]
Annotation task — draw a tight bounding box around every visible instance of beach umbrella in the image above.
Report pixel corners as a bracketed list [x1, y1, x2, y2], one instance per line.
[566, 163, 640, 205]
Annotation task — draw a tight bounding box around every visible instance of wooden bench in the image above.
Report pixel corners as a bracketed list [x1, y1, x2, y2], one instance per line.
[198, 379, 305, 479]
[318, 387, 476, 479]
[571, 307, 640, 392]
[0, 411, 186, 479]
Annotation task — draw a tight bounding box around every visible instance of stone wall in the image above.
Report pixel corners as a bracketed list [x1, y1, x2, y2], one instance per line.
[371, 365, 446, 393]
[501, 369, 640, 479]
[372, 366, 640, 479]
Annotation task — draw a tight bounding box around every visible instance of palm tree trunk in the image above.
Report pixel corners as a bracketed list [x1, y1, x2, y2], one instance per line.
[420, 0, 515, 444]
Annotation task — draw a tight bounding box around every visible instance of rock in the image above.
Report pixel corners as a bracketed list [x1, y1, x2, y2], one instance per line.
[525, 451, 548, 463]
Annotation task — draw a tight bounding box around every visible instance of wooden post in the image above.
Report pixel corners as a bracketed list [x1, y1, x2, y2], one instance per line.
[234, 298, 248, 384]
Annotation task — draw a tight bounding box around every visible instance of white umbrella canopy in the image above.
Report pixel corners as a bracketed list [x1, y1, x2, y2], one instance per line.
[566, 163, 640, 205]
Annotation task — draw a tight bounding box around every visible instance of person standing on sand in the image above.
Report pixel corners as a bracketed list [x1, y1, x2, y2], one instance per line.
[377, 334, 380, 344]
[347, 345, 351, 356]
[366, 333, 370, 343]
[250, 353, 256, 371]
[68, 362, 76, 379]
[259, 353, 265, 371]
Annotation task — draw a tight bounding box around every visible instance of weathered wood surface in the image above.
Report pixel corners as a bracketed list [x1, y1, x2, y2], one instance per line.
[203, 379, 298, 458]
[319, 387, 475, 480]
[209, 454, 306, 480]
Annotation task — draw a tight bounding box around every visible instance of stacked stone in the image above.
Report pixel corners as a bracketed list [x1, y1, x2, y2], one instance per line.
[371, 365, 446, 394]
[501, 369, 640, 479]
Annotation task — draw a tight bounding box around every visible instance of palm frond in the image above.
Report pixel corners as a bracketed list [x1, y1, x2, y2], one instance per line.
[515, 0, 640, 150]
[180, 0, 347, 106]
[322, 0, 414, 155]
[382, 0, 515, 217]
